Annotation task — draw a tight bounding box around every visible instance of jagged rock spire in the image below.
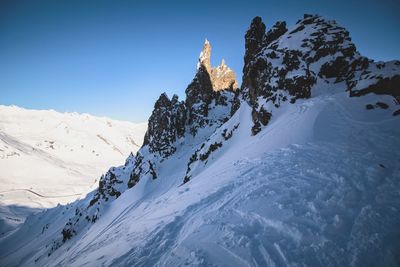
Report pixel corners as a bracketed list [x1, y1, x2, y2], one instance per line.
[184, 39, 239, 135]
[195, 39, 238, 92]
[197, 38, 212, 73]
[242, 16, 267, 95]
[212, 59, 239, 91]
[244, 17, 266, 68]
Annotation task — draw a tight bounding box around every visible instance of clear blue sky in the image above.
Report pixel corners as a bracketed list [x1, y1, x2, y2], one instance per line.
[1, 0, 399, 122]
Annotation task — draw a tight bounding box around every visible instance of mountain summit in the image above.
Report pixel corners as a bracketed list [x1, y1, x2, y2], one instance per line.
[1, 15, 399, 267]
[242, 14, 399, 134]
[197, 39, 239, 91]
[197, 39, 212, 72]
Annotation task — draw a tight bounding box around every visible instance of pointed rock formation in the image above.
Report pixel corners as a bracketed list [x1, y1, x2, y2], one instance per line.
[143, 93, 186, 157]
[196, 39, 239, 92]
[186, 63, 214, 135]
[197, 39, 212, 73]
[211, 58, 239, 91]
[242, 16, 266, 94]
[186, 39, 238, 135]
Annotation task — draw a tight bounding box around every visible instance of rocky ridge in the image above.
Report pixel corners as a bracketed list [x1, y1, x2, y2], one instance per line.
[29, 14, 400, 258]
[49, 39, 239, 249]
[241, 14, 399, 134]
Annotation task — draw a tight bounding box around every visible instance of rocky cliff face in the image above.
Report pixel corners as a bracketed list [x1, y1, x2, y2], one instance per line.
[185, 39, 238, 135]
[211, 59, 239, 91]
[143, 93, 186, 157]
[197, 39, 239, 91]
[127, 40, 238, 187]
[240, 14, 400, 134]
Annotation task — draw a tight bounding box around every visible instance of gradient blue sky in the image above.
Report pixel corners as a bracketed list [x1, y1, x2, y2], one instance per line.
[1, 0, 399, 122]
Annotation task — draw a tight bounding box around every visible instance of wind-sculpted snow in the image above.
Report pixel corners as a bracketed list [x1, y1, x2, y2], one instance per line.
[113, 142, 400, 266]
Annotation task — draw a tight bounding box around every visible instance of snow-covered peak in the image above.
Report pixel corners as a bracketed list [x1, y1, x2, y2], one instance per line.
[0, 105, 147, 234]
[241, 14, 400, 134]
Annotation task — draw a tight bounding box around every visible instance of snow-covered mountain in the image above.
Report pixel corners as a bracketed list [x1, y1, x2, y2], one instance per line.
[0, 105, 147, 234]
[1, 14, 399, 267]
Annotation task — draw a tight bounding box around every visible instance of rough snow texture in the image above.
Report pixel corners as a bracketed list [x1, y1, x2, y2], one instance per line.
[1, 14, 400, 267]
[0, 105, 146, 234]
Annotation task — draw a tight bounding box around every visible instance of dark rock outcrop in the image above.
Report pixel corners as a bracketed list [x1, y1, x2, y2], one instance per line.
[185, 39, 238, 135]
[127, 152, 144, 188]
[350, 74, 400, 102]
[185, 64, 215, 135]
[88, 168, 122, 207]
[143, 93, 186, 157]
[242, 16, 266, 95]
[240, 14, 398, 135]
[265, 21, 287, 46]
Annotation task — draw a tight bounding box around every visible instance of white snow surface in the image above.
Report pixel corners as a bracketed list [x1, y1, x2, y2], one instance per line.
[1, 90, 399, 266]
[0, 105, 147, 233]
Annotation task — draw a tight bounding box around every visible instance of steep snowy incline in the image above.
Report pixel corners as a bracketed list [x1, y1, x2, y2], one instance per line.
[0, 105, 147, 234]
[1, 90, 399, 267]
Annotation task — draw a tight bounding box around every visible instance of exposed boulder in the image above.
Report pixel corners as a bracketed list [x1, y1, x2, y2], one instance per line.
[251, 106, 272, 135]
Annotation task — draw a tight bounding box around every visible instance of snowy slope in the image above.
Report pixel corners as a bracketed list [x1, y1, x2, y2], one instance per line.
[0, 105, 147, 234]
[1, 92, 399, 267]
[1, 14, 399, 267]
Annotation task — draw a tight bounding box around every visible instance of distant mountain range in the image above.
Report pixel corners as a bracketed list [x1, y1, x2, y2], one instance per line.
[1, 14, 399, 267]
[0, 105, 146, 234]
